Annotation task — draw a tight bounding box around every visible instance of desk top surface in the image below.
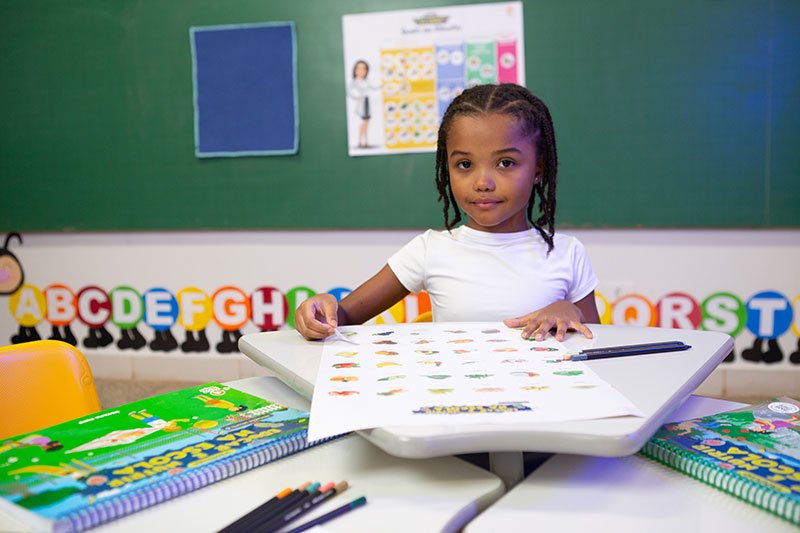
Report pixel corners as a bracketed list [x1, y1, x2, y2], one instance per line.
[239, 323, 733, 458]
[465, 395, 797, 533]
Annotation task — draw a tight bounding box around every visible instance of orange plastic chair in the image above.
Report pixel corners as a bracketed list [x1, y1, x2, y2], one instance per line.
[412, 311, 433, 323]
[0, 340, 101, 439]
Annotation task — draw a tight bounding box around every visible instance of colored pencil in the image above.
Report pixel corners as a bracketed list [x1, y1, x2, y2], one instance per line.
[218, 486, 294, 533]
[268, 482, 320, 519]
[567, 341, 690, 361]
[579, 340, 687, 353]
[282, 496, 367, 533]
[259, 480, 348, 532]
[257, 481, 329, 532]
[218, 482, 311, 533]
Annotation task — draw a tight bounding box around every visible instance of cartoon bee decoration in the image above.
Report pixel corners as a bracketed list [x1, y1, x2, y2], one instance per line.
[0, 233, 24, 295]
[2, 233, 41, 344]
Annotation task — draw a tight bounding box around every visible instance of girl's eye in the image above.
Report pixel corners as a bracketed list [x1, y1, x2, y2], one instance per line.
[455, 160, 472, 170]
[498, 159, 516, 169]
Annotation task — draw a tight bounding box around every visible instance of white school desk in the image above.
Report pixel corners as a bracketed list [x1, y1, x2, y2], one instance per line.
[239, 323, 732, 487]
[0, 377, 504, 533]
[465, 395, 797, 533]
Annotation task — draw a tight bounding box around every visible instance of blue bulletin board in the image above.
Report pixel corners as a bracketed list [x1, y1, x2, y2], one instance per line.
[190, 22, 298, 157]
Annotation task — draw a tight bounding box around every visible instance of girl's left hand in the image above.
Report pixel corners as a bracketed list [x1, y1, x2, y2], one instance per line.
[503, 300, 593, 341]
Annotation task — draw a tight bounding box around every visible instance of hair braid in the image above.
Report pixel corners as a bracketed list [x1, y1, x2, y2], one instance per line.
[434, 83, 559, 252]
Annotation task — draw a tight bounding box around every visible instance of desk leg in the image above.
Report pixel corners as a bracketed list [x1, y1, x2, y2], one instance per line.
[488, 451, 524, 489]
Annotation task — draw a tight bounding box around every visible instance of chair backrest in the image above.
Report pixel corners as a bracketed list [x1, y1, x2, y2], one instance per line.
[0, 340, 101, 439]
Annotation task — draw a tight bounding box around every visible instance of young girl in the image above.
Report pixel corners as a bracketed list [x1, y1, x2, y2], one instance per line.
[296, 83, 600, 342]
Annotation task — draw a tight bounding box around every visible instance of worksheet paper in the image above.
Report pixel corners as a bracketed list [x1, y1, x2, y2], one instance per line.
[307, 323, 642, 442]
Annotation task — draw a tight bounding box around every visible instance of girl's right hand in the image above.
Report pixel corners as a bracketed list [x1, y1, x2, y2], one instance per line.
[294, 294, 339, 340]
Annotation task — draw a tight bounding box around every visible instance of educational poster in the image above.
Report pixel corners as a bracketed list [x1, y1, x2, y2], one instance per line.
[307, 323, 642, 441]
[342, 2, 524, 157]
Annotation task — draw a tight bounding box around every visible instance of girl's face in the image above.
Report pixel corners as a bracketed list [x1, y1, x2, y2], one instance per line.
[446, 112, 540, 233]
[354, 62, 368, 79]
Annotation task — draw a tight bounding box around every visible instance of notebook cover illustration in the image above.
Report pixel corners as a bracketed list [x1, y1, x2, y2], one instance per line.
[0, 382, 320, 532]
[640, 396, 800, 525]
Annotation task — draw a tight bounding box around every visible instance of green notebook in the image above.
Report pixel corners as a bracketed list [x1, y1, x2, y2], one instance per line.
[0, 382, 331, 532]
[639, 396, 800, 526]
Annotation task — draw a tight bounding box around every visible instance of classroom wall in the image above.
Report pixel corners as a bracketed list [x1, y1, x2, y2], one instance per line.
[1, 230, 798, 401]
[1, 1, 798, 403]
[1, 0, 799, 230]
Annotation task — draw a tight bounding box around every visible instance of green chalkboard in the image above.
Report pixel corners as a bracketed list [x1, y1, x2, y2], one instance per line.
[1, 0, 798, 230]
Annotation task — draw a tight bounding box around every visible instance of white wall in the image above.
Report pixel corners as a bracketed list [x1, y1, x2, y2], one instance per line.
[2, 229, 798, 399]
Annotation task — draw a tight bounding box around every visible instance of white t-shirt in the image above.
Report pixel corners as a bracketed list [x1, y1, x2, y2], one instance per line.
[387, 225, 598, 322]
